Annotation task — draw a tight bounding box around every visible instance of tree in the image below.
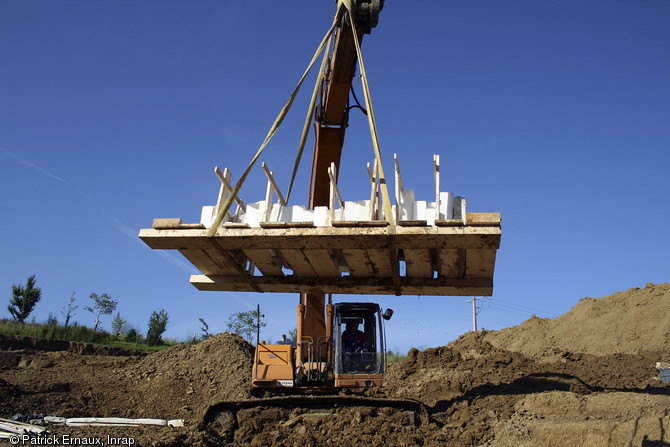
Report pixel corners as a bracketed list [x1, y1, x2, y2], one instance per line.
[111, 312, 127, 338]
[287, 328, 298, 342]
[61, 291, 78, 327]
[146, 309, 169, 345]
[226, 309, 265, 344]
[199, 317, 211, 341]
[84, 293, 118, 331]
[8, 275, 42, 323]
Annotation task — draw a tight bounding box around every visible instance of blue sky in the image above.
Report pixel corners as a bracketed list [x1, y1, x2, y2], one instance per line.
[1, 1, 668, 353]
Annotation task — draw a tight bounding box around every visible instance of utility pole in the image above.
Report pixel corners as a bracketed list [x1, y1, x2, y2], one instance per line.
[467, 297, 482, 331]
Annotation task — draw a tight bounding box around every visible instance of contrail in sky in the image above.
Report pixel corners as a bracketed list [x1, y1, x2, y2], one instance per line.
[0, 146, 270, 314]
[0, 146, 196, 274]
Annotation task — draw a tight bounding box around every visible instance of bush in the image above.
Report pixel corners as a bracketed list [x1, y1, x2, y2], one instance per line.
[146, 309, 168, 346]
[124, 328, 142, 344]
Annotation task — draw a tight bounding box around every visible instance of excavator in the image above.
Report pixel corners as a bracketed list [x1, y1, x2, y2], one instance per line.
[140, 0, 501, 438]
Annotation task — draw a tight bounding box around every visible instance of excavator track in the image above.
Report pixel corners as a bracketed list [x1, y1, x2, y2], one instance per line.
[201, 395, 430, 443]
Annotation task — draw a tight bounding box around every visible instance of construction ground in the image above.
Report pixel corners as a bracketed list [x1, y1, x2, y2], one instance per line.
[2, 282, 670, 446]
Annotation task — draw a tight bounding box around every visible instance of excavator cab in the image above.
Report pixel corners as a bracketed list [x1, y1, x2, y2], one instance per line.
[333, 302, 392, 387]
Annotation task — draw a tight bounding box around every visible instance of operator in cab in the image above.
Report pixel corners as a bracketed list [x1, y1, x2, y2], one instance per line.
[342, 320, 367, 366]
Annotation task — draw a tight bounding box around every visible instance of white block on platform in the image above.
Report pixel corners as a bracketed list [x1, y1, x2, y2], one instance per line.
[343, 200, 370, 221]
[399, 189, 415, 220]
[313, 206, 328, 226]
[200, 205, 215, 228]
[440, 192, 454, 220]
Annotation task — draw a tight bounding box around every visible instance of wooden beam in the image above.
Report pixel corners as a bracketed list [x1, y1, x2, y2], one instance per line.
[467, 212, 501, 226]
[139, 225, 501, 251]
[434, 154, 440, 222]
[342, 248, 374, 277]
[303, 248, 341, 277]
[465, 249, 497, 279]
[244, 249, 285, 276]
[439, 248, 466, 279]
[403, 248, 433, 279]
[153, 218, 205, 230]
[190, 274, 493, 296]
[280, 249, 317, 276]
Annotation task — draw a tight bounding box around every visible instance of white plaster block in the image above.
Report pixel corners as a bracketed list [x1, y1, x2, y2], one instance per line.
[343, 200, 370, 221]
[200, 205, 215, 228]
[440, 192, 454, 220]
[313, 206, 328, 226]
[242, 201, 264, 227]
[413, 200, 427, 222]
[426, 202, 437, 226]
[399, 189, 415, 220]
[269, 203, 282, 222]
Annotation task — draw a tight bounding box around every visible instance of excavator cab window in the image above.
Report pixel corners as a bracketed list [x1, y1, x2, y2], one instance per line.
[334, 303, 385, 375]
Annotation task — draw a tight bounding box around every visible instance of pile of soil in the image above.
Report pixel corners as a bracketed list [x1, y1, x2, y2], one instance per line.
[481, 283, 670, 359]
[1, 283, 669, 446]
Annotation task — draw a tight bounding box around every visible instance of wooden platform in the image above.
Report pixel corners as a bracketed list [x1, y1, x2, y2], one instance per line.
[139, 213, 501, 296]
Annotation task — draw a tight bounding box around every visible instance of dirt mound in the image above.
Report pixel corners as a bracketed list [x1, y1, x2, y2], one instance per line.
[482, 282, 670, 358]
[381, 330, 667, 445]
[0, 333, 147, 356]
[132, 332, 254, 419]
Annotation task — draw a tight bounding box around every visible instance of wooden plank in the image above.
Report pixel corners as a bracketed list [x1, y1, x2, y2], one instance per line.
[139, 225, 501, 251]
[154, 218, 183, 229]
[367, 248, 394, 277]
[179, 249, 236, 275]
[467, 212, 501, 226]
[435, 219, 463, 227]
[303, 249, 341, 277]
[403, 248, 434, 279]
[398, 220, 427, 227]
[153, 218, 205, 230]
[190, 274, 493, 296]
[342, 249, 374, 277]
[260, 222, 315, 228]
[439, 248, 465, 279]
[244, 249, 285, 276]
[332, 220, 387, 227]
[465, 249, 497, 279]
[280, 249, 317, 276]
[223, 222, 250, 229]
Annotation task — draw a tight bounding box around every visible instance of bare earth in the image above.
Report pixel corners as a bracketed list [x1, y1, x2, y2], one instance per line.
[1, 283, 669, 446]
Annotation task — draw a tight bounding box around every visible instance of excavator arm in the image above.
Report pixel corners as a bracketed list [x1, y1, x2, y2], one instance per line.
[308, 0, 384, 208]
[299, 0, 385, 376]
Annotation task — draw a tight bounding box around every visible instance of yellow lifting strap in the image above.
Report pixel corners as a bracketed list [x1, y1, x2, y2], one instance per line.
[285, 11, 335, 203]
[340, 0, 395, 227]
[206, 7, 342, 237]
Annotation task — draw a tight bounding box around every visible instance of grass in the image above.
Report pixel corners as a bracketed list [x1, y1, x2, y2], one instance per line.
[0, 319, 176, 352]
[386, 349, 407, 363]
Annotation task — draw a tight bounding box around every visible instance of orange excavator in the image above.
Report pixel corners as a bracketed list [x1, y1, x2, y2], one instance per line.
[252, 0, 390, 391]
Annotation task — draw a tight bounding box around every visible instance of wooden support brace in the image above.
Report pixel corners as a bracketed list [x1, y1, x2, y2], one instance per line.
[261, 162, 286, 206]
[394, 153, 403, 222]
[215, 166, 246, 213]
[368, 160, 379, 220]
[328, 162, 345, 223]
[434, 154, 440, 222]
